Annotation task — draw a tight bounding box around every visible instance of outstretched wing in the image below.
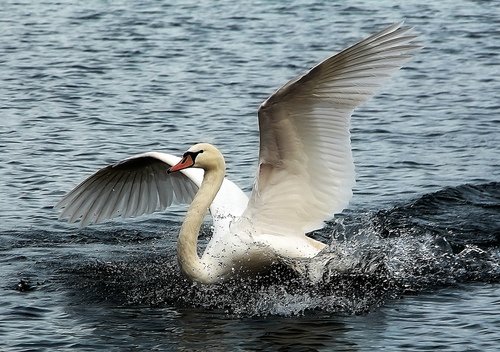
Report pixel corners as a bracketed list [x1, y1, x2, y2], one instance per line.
[243, 22, 421, 236]
[55, 152, 248, 229]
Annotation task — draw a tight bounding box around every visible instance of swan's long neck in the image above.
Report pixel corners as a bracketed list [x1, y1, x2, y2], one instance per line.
[177, 165, 224, 283]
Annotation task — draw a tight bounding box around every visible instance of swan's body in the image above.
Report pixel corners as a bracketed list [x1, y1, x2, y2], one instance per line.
[56, 23, 420, 283]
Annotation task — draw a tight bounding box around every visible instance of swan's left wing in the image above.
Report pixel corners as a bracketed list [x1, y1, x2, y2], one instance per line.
[243, 23, 421, 236]
[55, 151, 248, 230]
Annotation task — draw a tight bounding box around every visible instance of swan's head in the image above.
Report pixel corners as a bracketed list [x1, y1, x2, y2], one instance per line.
[167, 143, 225, 173]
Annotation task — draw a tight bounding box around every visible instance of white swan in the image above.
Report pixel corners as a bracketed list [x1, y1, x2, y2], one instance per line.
[56, 23, 420, 283]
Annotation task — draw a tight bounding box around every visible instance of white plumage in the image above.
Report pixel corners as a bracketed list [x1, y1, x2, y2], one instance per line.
[56, 23, 420, 283]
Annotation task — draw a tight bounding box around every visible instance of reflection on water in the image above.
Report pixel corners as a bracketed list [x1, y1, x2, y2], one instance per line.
[68, 305, 353, 351]
[62, 284, 500, 351]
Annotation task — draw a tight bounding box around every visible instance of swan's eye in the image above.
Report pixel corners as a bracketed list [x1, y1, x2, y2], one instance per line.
[183, 150, 204, 161]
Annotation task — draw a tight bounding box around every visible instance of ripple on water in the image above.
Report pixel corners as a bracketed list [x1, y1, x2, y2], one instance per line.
[0, 0, 499, 350]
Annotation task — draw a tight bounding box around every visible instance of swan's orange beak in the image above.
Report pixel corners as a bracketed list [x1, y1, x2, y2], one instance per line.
[167, 155, 195, 174]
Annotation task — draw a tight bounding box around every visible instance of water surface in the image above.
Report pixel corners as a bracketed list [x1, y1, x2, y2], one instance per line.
[1, 0, 499, 351]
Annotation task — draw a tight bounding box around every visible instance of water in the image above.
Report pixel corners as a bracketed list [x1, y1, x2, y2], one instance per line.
[1, 0, 499, 350]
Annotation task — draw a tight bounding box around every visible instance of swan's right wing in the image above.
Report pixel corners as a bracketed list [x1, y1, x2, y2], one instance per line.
[55, 152, 248, 229]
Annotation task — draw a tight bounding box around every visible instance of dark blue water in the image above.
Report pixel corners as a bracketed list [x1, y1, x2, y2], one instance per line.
[1, 0, 499, 350]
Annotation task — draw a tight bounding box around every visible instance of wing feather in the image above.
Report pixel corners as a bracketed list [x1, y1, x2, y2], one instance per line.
[79, 171, 119, 227]
[96, 172, 126, 223]
[56, 152, 248, 229]
[145, 168, 158, 214]
[243, 22, 421, 236]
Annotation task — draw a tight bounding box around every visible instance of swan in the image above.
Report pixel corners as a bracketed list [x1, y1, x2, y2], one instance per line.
[55, 23, 420, 283]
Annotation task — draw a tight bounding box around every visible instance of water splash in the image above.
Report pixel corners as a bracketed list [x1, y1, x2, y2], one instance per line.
[58, 183, 500, 316]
